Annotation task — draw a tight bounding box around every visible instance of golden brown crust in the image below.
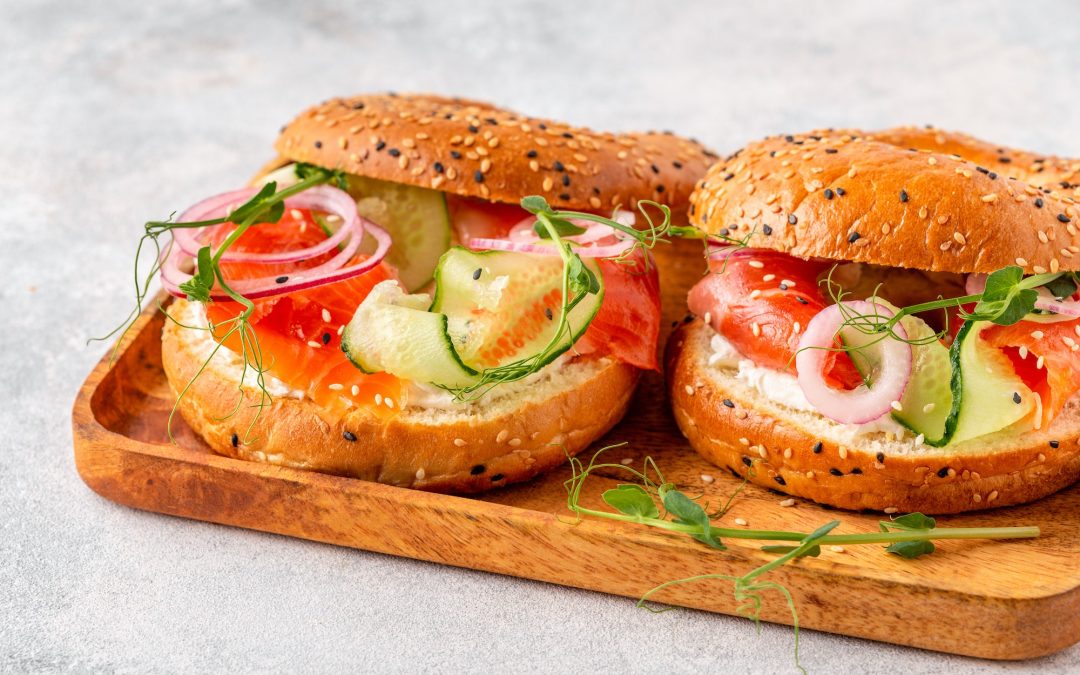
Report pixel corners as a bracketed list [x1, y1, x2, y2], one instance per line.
[666, 320, 1080, 514]
[161, 300, 638, 493]
[275, 92, 716, 217]
[689, 126, 1080, 274]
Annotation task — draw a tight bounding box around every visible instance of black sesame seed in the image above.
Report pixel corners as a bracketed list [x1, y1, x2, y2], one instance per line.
[718, 228, 729, 237]
[230, 433, 239, 447]
[829, 468, 843, 476]
[472, 268, 482, 280]
[835, 187, 846, 196]
[784, 135, 795, 142]
[473, 170, 484, 183]
[795, 296, 809, 305]
[1034, 197, 1044, 208]
[485, 118, 497, 126]
[673, 161, 683, 169]
[450, 150, 462, 159]
[527, 150, 538, 158]
[467, 124, 479, 133]
[762, 224, 773, 236]
[976, 166, 989, 174]
[937, 466, 950, 478]
[1050, 440, 1060, 449]
[774, 475, 787, 486]
[847, 232, 862, 243]
[538, 123, 547, 130]
[375, 141, 386, 151]
[553, 160, 565, 172]
[343, 431, 357, 442]
[657, 185, 665, 193]
[876, 452, 885, 463]
[722, 399, 735, 408]
[899, 189, 909, 203]
[321, 332, 331, 345]
[988, 172, 998, 180]
[999, 156, 1012, 163]
[788, 214, 798, 225]
[1013, 391, 1022, 404]
[275, 276, 289, 284]
[779, 283, 789, 290]
[558, 193, 570, 201]
[561, 174, 570, 186]
[650, 164, 660, 174]
[388, 148, 401, 157]
[824, 188, 834, 200]
[314, 140, 323, 149]
[545, 307, 553, 320]
[741, 456, 753, 467]
[470, 465, 486, 475]
[723, 173, 735, 181]
[813, 442, 823, 454]
[352, 102, 365, 110]
[825, 148, 838, 154]
[683, 314, 694, 324]
[433, 162, 445, 174]
[1058, 214, 1071, 223]
[850, 468, 863, 475]
[491, 473, 505, 482]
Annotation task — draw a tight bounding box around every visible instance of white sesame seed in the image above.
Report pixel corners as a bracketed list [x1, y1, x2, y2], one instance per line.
[307, 340, 322, 349]
[734, 518, 749, 526]
[838, 446, 848, 459]
[1018, 345, 1029, 359]
[890, 400, 903, 412]
[973, 493, 983, 503]
[1031, 330, 1045, 340]
[374, 393, 383, 406]
[988, 490, 999, 502]
[415, 468, 426, 480]
[915, 434, 925, 446]
[496, 429, 509, 443]
[508, 438, 522, 447]
[321, 308, 332, 323]
[739, 437, 750, 446]
[884, 507, 899, 514]
[1016, 257, 1028, 267]
[337, 324, 346, 335]
[922, 403, 936, 414]
[1038, 453, 1046, 462]
[792, 321, 801, 335]
[781, 279, 796, 287]
[684, 385, 695, 396]
[779, 498, 796, 507]
[757, 446, 767, 458]
[621, 457, 633, 465]
[328, 383, 344, 391]
[701, 474, 714, 484]
[453, 438, 467, 447]
[351, 385, 360, 397]
[783, 447, 793, 459]
[1037, 356, 1046, 369]
[747, 260, 765, 269]
[703, 312, 712, 324]
[752, 322, 761, 337]
[749, 289, 762, 300]
[829, 545, 846, 553]
[763, 274, 776, 282]
[290, 209, 303, 220]
[384, 397, 395, 409]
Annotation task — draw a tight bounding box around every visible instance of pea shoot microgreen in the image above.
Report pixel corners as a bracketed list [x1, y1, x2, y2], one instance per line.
[94, 163, 344, 441]
[565, 445, 1040, 672]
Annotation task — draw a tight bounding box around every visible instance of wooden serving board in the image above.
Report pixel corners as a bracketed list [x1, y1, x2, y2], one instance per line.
[73, 239, 1080, 660]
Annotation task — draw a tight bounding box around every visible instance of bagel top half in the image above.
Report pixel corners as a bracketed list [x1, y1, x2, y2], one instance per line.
[274, 92, 717, 219]
[688, 126, 1080, 274]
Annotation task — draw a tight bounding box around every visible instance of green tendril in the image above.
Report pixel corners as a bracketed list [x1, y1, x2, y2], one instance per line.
[96, 164, 343, 442]
[564, 445, 1039, 672]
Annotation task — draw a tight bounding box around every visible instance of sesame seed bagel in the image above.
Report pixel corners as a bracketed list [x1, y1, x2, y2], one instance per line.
[162, 299, 638, 493]
[667, 320, 1080, 514]
[275, 92, 716, 216]
[689, 126, 1080, 275]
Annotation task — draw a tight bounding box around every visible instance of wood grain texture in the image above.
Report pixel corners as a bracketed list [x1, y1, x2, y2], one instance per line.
[73, 238, 1080, 660]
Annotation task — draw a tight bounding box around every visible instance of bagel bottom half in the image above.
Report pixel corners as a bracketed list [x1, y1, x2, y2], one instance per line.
[666, 320, 1080, 514]
[162, 299, 638, 493]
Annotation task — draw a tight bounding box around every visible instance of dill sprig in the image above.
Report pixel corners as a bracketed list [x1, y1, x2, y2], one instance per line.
[95, 164, 343, 442]
[565, 445, 1040, 672]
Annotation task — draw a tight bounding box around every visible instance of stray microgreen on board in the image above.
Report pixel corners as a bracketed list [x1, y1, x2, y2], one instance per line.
[565, 445, 1040, 672]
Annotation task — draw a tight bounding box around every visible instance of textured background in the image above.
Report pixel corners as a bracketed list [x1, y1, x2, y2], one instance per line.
[3, 1, 1080, 672]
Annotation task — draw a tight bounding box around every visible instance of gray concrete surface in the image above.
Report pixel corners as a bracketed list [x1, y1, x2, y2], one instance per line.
[3, 1, 1080, 672]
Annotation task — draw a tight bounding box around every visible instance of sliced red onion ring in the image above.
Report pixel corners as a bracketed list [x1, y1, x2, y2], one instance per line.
[795, 300, 912, 425]
[160, 184, 391, 300]
[967, 273, 1080, 318]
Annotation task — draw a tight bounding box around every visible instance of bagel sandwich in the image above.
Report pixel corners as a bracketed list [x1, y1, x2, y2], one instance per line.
[669, 126, 1080, 513]
[154, 93, 716, 492]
